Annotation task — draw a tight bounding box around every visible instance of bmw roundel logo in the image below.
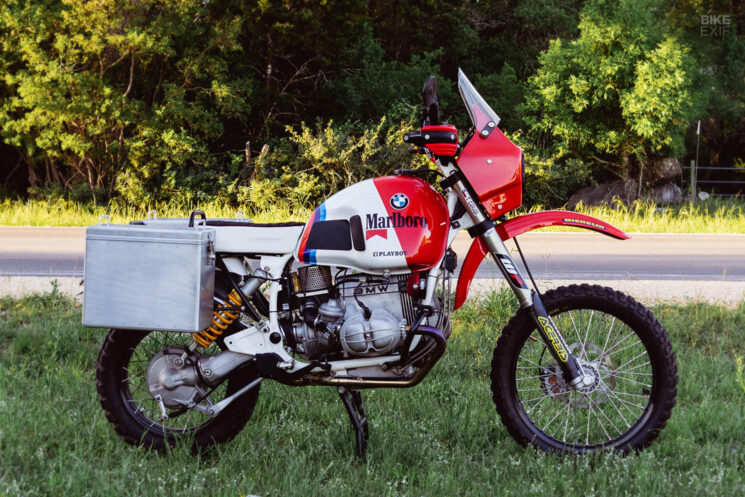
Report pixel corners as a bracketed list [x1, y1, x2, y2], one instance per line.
[390, 193, 409, 210]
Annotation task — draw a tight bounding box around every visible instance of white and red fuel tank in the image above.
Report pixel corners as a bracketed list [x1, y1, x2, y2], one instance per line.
[296, 176, 450, 274]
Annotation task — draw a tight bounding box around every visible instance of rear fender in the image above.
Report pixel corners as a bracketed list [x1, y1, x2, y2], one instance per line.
[453, 211, 629, 310]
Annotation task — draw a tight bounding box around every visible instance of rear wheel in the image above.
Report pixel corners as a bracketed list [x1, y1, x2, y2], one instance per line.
[96, 328, 260, 451]
[491, 284, 677, 453]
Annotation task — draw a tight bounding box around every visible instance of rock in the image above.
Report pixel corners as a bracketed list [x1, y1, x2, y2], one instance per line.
[648, 157, 682, 185]
[567, 179, 639, 208]
[649, 183, 682, 204]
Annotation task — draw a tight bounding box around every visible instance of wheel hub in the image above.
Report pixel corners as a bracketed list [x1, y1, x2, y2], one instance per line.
[146, 347, 206, 409]
[539, 342, 618, 407]
[574, 362, 600, 394]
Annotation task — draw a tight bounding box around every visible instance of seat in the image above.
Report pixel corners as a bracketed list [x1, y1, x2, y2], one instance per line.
[132, 218, 305, 255]
[209, 221, 305, 254]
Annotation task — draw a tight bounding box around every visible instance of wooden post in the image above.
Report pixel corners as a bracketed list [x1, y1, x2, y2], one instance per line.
[693, 120, 701, 204]
[690, 159, 696, 205]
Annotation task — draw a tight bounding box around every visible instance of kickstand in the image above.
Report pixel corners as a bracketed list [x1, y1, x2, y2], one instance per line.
[338, 386, 369, 457]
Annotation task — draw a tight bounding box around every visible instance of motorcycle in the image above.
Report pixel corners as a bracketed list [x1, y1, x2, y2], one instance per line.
[87, 70, 678, 456]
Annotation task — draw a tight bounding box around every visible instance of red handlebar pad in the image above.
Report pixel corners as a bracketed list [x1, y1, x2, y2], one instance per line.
[422, 125, 458, 157]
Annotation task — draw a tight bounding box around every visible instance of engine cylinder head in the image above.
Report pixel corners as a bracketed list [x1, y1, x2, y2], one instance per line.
[340, 308, 405, 356]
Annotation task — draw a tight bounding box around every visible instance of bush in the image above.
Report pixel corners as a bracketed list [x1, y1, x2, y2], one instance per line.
[509, 131, 593, 207]
[242, 114, 426, 211]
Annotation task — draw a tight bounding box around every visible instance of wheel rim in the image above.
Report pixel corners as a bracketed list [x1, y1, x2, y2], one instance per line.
[119, 332, 229, 436]
[513, 308, 655, 449]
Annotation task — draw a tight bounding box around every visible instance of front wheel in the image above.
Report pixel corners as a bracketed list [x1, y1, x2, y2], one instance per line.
[491, 284, 677, 453]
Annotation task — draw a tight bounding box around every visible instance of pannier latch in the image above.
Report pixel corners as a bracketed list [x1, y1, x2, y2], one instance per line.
[207, 239, 215, 266]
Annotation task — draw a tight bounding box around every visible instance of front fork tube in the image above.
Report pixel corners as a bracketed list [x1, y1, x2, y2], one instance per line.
[441, 167, 588, 388]
[479, 229, 587, 388]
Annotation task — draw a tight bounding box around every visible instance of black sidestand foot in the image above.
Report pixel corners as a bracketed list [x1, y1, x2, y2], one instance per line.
[338, 386, 369, 457]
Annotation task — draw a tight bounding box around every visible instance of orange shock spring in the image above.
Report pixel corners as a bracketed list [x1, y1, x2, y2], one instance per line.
[194, 289, 243, 347]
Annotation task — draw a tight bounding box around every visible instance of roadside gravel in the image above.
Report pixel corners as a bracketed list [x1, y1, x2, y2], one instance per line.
[4, 276, 744, 306]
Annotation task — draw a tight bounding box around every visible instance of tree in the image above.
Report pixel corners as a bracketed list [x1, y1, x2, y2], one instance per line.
[523, 0, 704, 181]
[0, 0, 254, 202]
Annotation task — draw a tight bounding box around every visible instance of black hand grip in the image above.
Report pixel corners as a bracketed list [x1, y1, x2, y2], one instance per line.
[394, 168, 444, 178]
[189, 209, 207, 227]
[403, 130, 457, 147]
[403, 131, 425, 146]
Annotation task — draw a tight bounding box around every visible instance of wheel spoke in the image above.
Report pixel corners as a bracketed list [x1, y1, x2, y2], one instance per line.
[569, 311, 583, 351]
[604, 330, 637, 355]
[602, 373, 651, 389]
[615, 350, 650, 371]
[590, 399, 612, 441]
[601, 316, 617, 353]
[600, 336, 644, 359]
[543, 401, 571, 433]
[518, 354, 545, 369]
[603, 388, 647, 411]
[581, 310, 594, 360]
[613, 361, 652, 377]
[594, 399, 623, 436]
[561, 392, 572, 443]
[516, 373, 553, 381]
[599, 385, 632, 428]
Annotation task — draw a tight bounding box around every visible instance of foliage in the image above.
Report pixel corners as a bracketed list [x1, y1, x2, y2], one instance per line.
[0, 0, 254, 199]
[523, 0, 705, 178]
[511, 130, 593, 205]
[0, 0, 743, 208]
[737, 355, 745, 398]
[243, 114, 426, 211]
[321, 29, 457, 124]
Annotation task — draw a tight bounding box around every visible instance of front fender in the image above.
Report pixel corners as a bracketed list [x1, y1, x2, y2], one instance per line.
[453, 211, 629, 310]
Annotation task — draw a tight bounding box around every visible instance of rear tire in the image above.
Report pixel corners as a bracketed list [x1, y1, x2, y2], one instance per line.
[491, 284, 677, 453]
[97, 328, 260, 451]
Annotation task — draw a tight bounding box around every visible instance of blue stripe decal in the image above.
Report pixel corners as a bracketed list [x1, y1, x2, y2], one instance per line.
[319, 202, 326, 221]
[313, 204, 324, 264]
[302, 203, 325, 264]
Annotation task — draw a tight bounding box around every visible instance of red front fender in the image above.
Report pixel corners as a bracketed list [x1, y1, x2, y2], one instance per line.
[453, 211, 629, 310]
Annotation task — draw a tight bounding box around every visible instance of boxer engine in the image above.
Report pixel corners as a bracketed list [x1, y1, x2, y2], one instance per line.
[289, 265, 420, 360]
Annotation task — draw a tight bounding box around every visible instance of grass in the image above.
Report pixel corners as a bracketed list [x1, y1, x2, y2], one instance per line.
[0, 197, 312, 227]
[1, 289, 744, 496]
[2, 196, 745, 233]
[539, 198, 745, 234]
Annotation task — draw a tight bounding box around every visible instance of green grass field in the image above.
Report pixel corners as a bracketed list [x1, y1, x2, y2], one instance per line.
[1, 290, 744, 496]
[3, 197, 745, 234]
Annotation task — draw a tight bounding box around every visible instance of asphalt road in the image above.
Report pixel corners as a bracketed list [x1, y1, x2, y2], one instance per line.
[1, 227, 744, 281]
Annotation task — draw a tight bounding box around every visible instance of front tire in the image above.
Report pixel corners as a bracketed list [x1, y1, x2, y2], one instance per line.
[491, 284, 677, 453]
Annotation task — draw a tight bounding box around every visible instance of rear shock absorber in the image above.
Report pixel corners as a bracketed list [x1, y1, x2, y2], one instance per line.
[193, 269, 270, 348]
[194, 289, 243, 347]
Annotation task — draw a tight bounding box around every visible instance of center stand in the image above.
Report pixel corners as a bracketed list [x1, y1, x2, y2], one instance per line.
[338, 386, 369, 457]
